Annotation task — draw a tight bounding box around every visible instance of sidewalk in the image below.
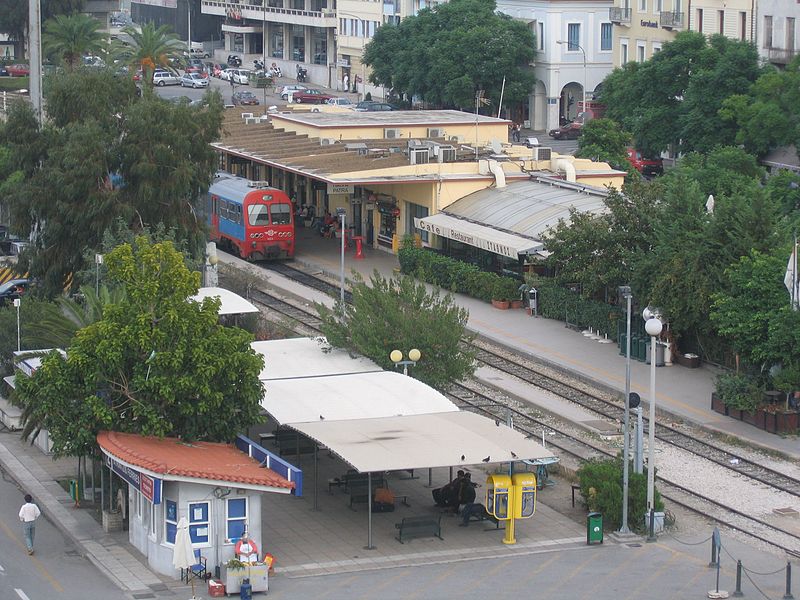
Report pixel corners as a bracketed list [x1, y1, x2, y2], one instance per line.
[286, 228, 799, 460]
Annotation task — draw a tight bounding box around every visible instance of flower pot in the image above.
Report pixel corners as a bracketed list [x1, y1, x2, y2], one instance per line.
[742, 410, 757, 426]
[728, 408, 743, 421]
[776, 411, 799, 434]
[491, 299, 510, 310]
[711, 393, 728, 416]
[510, 300, 524, 309]
[754, 408, 767, 430]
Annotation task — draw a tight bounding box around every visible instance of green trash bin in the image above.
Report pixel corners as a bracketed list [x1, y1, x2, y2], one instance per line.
[69, 479, 79, 502]
[618, 332, 627, 356]
[587, 512, 603, 545]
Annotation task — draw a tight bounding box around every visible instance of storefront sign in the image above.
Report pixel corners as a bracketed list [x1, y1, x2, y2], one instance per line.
[414, 217, 522, 259]
[104, 454, 162, 504]
[327, 184, 354, 195]
[641, 20, 658, 28]
[134, 0, 177, 6]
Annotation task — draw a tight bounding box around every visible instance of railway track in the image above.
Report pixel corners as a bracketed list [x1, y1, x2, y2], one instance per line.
[234, 257, 800, 555]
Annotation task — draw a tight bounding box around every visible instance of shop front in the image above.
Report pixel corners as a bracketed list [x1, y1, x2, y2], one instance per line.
[375, 197, 400, 250]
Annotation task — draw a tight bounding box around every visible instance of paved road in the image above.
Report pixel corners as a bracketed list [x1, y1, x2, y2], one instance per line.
[0, 474, 129, 600]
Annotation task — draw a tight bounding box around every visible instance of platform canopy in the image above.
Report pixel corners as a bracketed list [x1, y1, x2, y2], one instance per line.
[191, 287, 259, 315]
[261, 370, 458, 424]
[414, 214, 542, 260]
[287, 411, 556, 473]
[252, 337, 381, 381]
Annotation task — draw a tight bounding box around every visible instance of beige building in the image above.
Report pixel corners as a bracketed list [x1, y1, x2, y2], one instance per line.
[213, 107, 624, 265]
[610, 0, 754, 66]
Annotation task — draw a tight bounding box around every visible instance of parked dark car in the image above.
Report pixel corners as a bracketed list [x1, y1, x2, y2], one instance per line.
[227, 55, 242, 67]
[232, 91, 260, 106]
[292, 89, 334, 104]
[0, 279, 30, 305]
[548, 121, 583, 140]
[353, 101, 396, 112]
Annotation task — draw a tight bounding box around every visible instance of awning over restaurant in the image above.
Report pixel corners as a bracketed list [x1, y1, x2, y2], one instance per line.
[414, 214, 543, 259]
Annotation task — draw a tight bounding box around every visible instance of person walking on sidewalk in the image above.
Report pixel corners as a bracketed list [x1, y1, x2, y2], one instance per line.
[19, 493, 41, 555]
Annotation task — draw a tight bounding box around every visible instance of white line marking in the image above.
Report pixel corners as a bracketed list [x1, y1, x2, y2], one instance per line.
[15, 589, 31, 600]
[0, 563, 4, 572]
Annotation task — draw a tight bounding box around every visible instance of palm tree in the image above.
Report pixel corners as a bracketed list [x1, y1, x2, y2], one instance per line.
[43, 13, 108, 71]
[115, 22, 183, 91]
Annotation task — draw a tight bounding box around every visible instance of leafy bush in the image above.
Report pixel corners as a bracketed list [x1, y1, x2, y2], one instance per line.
[716, 372, 763, 411]
[578, 457, 662, 531]
[531, 277, 621, 339]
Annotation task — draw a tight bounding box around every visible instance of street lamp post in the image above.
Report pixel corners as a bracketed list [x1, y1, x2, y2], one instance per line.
[618, 286, 633, 534]
[95, 253, 104, 296]
[336, 207, 347, 306]
[556, 40, 587, 119]
[390, 349, 421, 376]
[14, 298, 21, 352]
[643, 307, 663, 535]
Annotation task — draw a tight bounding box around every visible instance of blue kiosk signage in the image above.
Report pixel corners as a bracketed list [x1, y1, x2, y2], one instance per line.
[104, 453, 163, 504]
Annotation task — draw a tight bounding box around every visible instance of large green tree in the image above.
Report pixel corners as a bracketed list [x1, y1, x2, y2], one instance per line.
[601, 32, 763, 156]
[575, 118, 633, 175]
[317, 272, 476, 390]
[14, 238, 265, 459]
[114, 22, 183, 91]
[0, 0, 84, 60]
[362, 0, 535, 109]
[1, 70, 223, 296]
[43, 13, 107, 70]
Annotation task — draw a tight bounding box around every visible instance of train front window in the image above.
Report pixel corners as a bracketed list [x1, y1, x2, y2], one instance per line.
[271, 203, 292, 225]
[248, 204, 270, 226]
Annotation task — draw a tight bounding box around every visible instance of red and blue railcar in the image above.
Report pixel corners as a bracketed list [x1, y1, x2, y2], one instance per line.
[208, 173, 295, 260]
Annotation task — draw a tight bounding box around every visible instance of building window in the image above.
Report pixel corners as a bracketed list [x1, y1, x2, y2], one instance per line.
[621, 41, 628, 65]
[165, 499, 177, 545]
[538, 21, 544, 50]
[637, 43, 645, 62]
[696, 8, 703, 33]
[764, 16, 773, 48]
[674, 0, 681, 12]
[189, 502, 210, 545]
[639, 0, 646, 12]
[291, 24, 305, 62]
[655, 0, 662, 12]
[567, 23, 580, 51]
[271, 24, 284, 59]
[740, 11, 747, 41]
[652, 43, 662, 53]
[407, 203, 429, 243]
[788, 17, 796, 51]
[226, 498, 248, 542]
[312, 27, 327, 64]
[718, 10, 724, 34]
[601, 23, 612, 51]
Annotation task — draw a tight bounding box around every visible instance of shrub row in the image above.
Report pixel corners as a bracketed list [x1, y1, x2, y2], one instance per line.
[534, 279, 622, 340]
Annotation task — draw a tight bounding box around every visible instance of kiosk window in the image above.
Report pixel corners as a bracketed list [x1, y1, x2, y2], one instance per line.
[226, 498, 248, 541]
[189, 501, 210, 544]
[165, 499, 177, 544]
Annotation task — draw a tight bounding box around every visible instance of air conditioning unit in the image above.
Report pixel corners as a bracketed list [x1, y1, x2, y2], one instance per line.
[532, 147, 553, 161]
[345, 142, 369, 155]
[427, 127, 445, 138]
[320, 138, 336, 146]
[409, 148, 429, 165]
[384, 128, 401, 139]
[247, 180, 270, 188]
[437, 145, 457, 163]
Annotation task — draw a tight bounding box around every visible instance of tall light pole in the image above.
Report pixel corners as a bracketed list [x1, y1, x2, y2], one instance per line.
[618, 286, 633, 534]
[556, 40, 587, 119]
[336, 207, 346, 306]
[95, 253, 104, 296]
[28, 0, 43, 122]
[643, 308, 663, 524]
[389, 349, 421, 376]
[14, 298, 21, 352]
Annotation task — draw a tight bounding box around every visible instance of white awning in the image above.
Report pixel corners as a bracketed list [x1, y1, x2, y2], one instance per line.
[252, 338, 381, 380]
[262, 371, 458, 424]
[415, 214, 543, 259]
[288, 411, 556, 472]
[191, 287, 259, 315]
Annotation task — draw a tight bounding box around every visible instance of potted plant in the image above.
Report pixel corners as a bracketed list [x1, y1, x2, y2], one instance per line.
[490, 278, 517, 310]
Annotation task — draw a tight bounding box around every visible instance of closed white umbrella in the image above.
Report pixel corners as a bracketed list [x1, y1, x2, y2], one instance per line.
[172, 516, 197, 599]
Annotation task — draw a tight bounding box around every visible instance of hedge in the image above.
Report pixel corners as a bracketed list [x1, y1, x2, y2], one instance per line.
[398, 245, 621, 338]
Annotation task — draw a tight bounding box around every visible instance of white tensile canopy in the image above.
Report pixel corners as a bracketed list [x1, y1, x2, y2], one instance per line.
[191, 287, 259, 315]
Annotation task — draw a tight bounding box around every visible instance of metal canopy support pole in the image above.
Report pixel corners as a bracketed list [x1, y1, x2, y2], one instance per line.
[364, 472, 375, 550]
[620, 290, 632, 533]
[100, 460, 105, 513]
[312, 444, 319, 511]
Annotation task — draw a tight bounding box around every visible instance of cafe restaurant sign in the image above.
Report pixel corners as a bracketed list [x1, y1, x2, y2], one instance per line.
[103, 453, 162, 504]
[414, 216, 523, 260]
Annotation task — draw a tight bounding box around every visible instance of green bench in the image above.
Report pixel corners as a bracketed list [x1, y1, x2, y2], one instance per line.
[395, 515, 443, 543]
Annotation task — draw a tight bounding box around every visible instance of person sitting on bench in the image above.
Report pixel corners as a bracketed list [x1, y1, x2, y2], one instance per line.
[453, 472, 476, 515]
[432, 470, 464, 507]
[458, 502, 489, 526]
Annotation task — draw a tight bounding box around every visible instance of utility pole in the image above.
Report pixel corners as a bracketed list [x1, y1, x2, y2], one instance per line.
[28, 0, 43, 123]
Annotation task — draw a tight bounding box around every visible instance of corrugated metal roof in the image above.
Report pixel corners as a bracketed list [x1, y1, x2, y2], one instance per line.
[444, 176, 609, 242]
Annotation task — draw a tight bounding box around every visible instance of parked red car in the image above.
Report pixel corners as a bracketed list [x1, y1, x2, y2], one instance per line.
[626, 147, 663, 177]
[292, 89, 334, 104]
[7, 64, 30, 77]
[548, 121, 583, 140]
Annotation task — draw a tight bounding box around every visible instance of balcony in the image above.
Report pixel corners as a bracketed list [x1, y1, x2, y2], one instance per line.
[768, 47, 798, 65]
[609, 7, 631, 24]
[660, 11, 684, 30]
[202, 0, 337, 28]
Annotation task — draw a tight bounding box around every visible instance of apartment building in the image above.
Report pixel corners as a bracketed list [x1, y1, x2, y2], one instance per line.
[610, 0, 754, 67]
[757, 0, 800, 68]
[496, 0, 614, 132]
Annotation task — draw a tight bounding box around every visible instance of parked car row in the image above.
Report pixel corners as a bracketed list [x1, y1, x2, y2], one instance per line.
[1, 64, 30, 77]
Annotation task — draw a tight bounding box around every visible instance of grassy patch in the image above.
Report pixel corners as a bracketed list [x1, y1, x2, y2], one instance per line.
[0, 77, 29, 91]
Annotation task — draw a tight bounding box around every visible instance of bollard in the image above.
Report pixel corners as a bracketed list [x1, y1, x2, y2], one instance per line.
[732, 560, 743, 597]
[785, 562, 794, 600]
[709, 534, 719, 568]
[646, 508, 656, 542]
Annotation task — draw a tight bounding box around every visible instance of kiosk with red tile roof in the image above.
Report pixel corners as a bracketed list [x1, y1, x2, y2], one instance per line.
[97, 430, 301, 578]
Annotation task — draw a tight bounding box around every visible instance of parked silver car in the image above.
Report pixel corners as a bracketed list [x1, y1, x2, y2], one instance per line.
[153, 70, 180, 86]
[180, 72, 209, 88]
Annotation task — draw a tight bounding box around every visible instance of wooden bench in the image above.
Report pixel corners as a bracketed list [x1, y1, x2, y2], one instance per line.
[463, 508, 502, 530]
[394, 515, 443, 543]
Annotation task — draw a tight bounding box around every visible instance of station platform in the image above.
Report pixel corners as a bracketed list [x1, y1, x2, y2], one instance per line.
[235, 226, 800, 460]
